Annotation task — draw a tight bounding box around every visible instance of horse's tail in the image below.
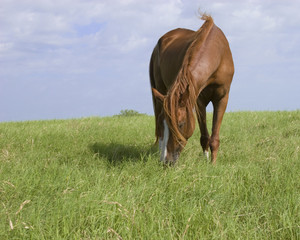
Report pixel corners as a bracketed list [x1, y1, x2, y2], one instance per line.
[199, 12, 213, 21]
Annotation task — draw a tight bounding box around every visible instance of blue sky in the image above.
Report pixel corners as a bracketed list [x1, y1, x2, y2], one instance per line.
[0, 0, 299, 122]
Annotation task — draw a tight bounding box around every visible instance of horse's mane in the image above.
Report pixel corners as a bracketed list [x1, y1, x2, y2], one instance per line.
[163, 14, 214, 144]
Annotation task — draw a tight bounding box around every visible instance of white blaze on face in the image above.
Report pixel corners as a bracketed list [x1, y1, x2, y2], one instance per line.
[159, 138, 163, 152]
[204, 150, 209, 160]
[160, 119, 169, 162]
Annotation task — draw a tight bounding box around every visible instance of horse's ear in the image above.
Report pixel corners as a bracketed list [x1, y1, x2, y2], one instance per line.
[179, 87, 189, 107]
[152, 88, 165, 103]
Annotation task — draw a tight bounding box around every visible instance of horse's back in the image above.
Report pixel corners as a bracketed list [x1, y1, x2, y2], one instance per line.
[159, 28, 195, 52]
[150, 23, 234, 94]
[152, 28, 195, 90]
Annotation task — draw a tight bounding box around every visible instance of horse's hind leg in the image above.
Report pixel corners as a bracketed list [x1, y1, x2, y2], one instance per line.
[197, 98, 210, 160]
[210, 93, 229, 164]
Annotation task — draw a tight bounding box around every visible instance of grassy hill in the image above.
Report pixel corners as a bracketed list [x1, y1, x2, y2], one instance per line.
[0, 111, 299, 239]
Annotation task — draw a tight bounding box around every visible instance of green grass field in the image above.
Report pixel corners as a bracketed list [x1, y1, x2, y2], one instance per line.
[0, 111, 299, 239]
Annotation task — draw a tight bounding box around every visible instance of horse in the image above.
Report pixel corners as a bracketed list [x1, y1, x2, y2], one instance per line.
[149, 14, 234, 165]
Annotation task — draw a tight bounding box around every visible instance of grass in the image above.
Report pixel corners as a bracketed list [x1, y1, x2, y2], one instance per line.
[0, 111, 299, 239]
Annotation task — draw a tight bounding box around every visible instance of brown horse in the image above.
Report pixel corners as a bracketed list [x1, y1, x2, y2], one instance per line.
[149, 14, 234, 165]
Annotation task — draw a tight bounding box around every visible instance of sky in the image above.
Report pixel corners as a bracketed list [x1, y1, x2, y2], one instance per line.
[0, 0, 299, 122]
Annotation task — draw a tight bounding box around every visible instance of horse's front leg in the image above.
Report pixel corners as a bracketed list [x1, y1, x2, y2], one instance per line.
[210, 93, 229, 164]
[197, 98, 210, 160]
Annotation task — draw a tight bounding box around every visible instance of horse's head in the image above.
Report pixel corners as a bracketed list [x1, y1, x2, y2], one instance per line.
[152, 87, 195, 165]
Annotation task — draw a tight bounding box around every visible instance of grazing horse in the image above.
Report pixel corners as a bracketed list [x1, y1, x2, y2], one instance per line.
[149, 14, 234, 165]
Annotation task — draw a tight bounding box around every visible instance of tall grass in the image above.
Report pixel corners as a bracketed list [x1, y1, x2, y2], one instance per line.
[0, 111, 299, 239]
